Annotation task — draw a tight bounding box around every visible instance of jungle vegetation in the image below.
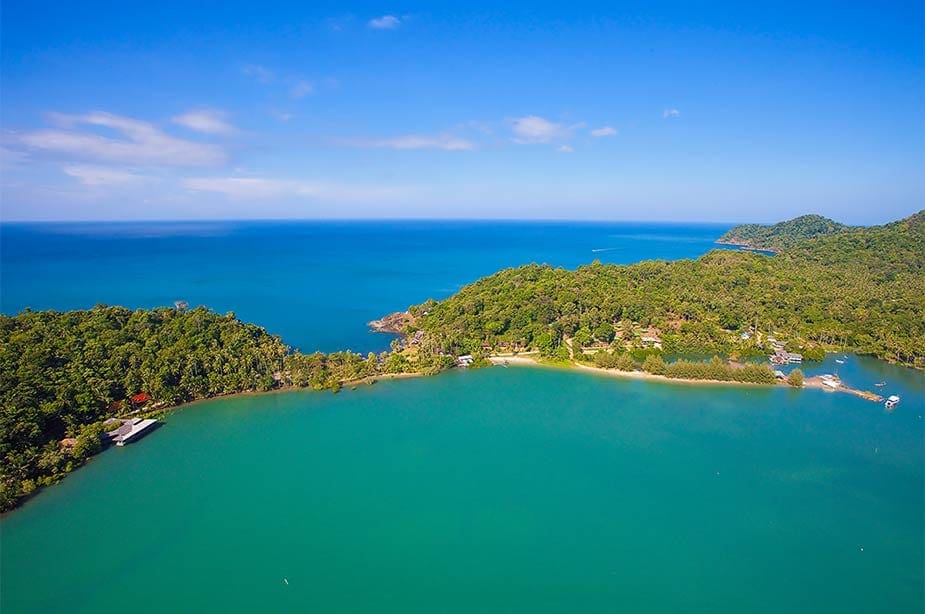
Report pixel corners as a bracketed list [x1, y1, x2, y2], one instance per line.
[411, 211, 924, 368]
[716, 214, 849, 251]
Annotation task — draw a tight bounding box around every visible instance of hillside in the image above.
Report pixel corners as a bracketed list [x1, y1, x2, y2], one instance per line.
[717, 214, 849, 251]
[412, 211, 925, 368]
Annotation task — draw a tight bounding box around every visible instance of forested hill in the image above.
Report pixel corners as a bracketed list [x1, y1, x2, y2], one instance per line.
[717, 214, 848, 251]
[412, 211, 925, 369]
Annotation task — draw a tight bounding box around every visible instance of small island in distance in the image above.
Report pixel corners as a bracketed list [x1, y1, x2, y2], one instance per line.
[1, 211, 922, 511]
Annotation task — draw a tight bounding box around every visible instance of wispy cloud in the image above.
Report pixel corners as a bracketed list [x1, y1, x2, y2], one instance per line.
[510, 116, 574, 144]
[590, 126, 617, 137]
[369, 15, 401, 29]
[242, 64, 274, 83]
[557, 145, 575, 153]
[183, 176, 411, 202]
[18, 112, 226, 166]
[663, 108, 680, 118]
[0, 146, 29, 170]
[62, 164, 154, 186]
[172, 109, 235, 135]
[343, 134, 475, 151]
[289, 79, 314, 99]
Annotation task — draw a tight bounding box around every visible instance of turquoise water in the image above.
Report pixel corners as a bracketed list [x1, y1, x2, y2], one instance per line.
[1, 221, 729, 353]
[2, 365, 922, 613]
[1, 221, 923, 612]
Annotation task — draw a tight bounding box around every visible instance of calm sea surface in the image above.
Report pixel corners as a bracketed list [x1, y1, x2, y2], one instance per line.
[1, 222, 923, 613]
[1, 220, 730, 353]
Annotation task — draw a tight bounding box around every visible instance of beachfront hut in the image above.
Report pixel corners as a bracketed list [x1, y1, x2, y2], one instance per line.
[130, 392, 151, 406]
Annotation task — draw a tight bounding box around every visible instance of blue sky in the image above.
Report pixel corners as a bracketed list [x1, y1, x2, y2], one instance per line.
[1, 0, 922, 223]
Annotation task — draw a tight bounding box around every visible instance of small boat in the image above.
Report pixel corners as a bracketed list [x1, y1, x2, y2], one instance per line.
[835, 359, 845, 364]
[875, 381, 886, 387]
[885, 395, 900, 410]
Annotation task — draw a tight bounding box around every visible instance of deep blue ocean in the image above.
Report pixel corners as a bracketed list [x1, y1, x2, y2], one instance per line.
[0, 220, 730, 352]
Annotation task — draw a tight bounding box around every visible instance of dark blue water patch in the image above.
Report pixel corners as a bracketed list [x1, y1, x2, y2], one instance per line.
[1, 220, 731, 353]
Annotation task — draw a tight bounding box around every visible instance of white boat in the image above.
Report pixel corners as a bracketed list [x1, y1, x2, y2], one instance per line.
[835, 359, 845, 364]
[885, 395, 900, 410]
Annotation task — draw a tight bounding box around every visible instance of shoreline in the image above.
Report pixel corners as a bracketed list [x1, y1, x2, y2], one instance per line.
[490, 355, 781, 388]
[1, 354, 892, 517]
[0, 371, 427, 517]
[150, 371, 425, 414]
[489, 355, 881, 398]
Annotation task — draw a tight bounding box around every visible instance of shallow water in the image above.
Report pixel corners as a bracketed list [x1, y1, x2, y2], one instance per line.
[2, 364, 922, 613]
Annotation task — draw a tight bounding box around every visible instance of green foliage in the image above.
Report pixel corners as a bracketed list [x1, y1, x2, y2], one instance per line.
[718, 214, 848, 251]
[593, 350, 637, 371]
[642, 355, 667, 375]
[787, 369, 804, 387]
[801, 346, 825, 362]
[593, 322, 615, 342]
[660, 358, 776, 384]
[415, 211, 925, 369]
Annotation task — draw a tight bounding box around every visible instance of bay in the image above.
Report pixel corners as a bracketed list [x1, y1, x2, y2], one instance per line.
[2, 364, 922, 613]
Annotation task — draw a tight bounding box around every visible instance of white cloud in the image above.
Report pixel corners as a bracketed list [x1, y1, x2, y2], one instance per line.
[183, 176, 411, 202]
[369, 15, 400, 29]
[663, 108, 680, 118]
[290, 79, 314, 99]
[344, 134, 476, 151]
[590, 126, 617, 137]
[510, 116, 572, 144]
[19, 112, 226, 167]
[172, 109, 235, 135]
[557, 145, 575, 153]
[62, 164, 153, 186]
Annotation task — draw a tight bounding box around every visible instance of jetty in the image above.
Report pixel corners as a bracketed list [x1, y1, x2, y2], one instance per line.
[804, 375, 883, 402]
[107, 418, 159, 446]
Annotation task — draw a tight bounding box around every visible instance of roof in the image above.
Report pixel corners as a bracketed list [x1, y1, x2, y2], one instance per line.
[130, 392, 151, 404]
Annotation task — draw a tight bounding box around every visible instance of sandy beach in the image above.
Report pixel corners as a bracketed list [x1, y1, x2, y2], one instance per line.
[490, 354, 884, 400]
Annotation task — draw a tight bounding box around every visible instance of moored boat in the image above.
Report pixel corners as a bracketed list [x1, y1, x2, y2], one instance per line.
[884, 395, 900, 410]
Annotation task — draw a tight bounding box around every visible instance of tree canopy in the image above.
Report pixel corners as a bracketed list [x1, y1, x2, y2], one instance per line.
[413, 211, 925, 368]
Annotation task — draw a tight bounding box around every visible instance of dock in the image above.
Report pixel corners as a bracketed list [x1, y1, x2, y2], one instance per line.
[108, 418, 159, 446]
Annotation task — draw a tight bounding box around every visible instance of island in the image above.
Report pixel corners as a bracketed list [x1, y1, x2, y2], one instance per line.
[1, 210, 922, 511]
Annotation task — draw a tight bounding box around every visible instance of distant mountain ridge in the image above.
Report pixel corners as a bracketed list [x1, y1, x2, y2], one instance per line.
[717, 214, 849, 251]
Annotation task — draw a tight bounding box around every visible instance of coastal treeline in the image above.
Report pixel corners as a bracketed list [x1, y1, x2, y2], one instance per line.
[0, 305, 444, 511]
[411, 211, 925, 367]
[0, 306, 287, 509]
[585, 352, 778, 384]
